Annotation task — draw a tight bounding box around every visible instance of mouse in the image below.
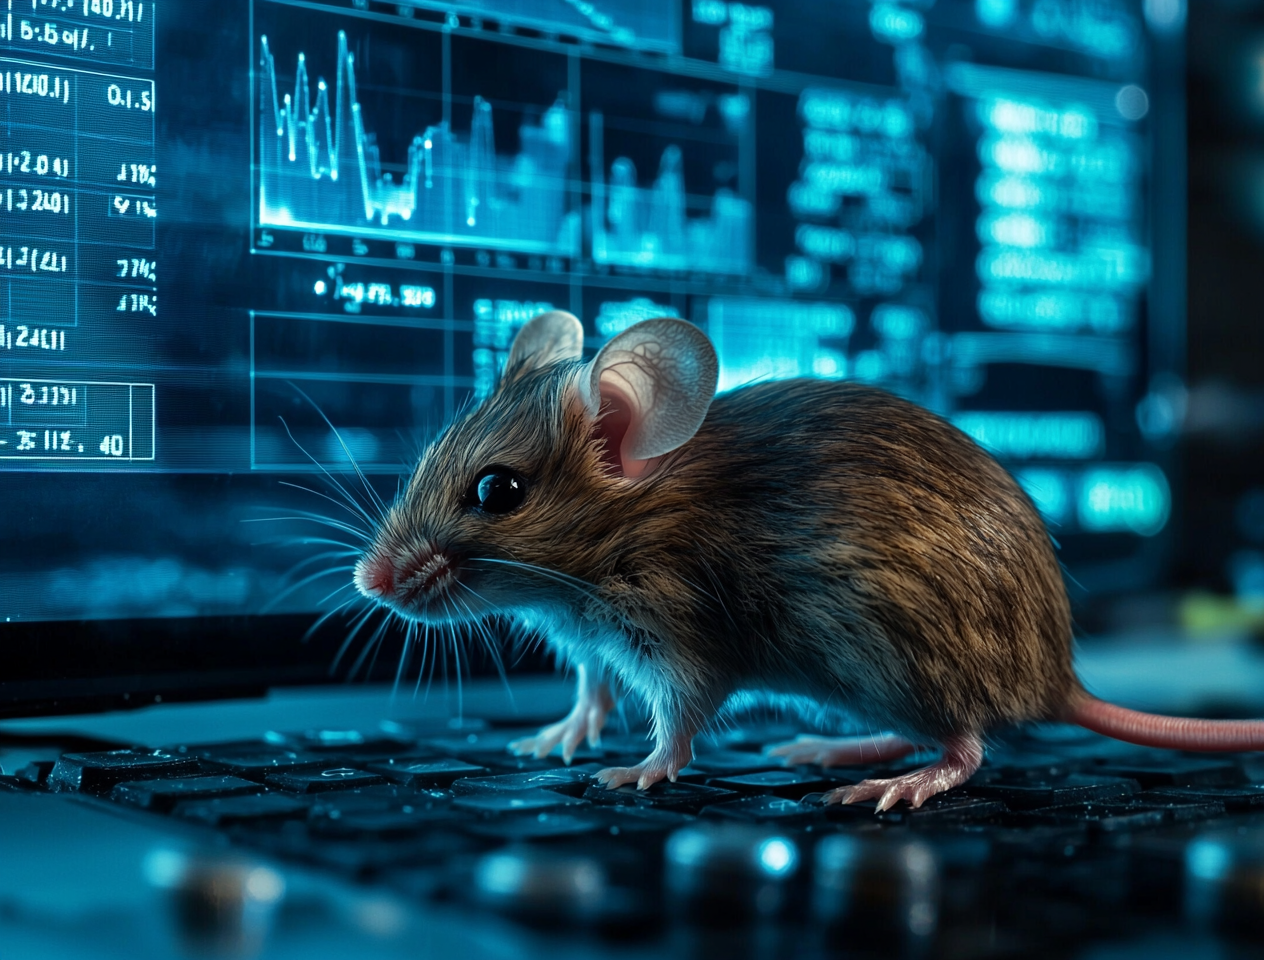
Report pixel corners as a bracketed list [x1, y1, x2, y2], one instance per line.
[354, 309, 1264, 811]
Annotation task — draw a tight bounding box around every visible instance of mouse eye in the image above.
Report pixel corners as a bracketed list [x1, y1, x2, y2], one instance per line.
[466, 466, 528, 515]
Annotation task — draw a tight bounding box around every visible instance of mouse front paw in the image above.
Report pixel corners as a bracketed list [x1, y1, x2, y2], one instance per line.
[508, 678, 614, 764]
[595, 733, 694, 791]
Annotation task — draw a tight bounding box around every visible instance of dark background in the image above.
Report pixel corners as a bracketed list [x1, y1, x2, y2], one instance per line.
[1184, 0, 1264, 599]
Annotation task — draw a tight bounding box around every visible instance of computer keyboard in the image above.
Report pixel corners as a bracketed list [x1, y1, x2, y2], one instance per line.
[6, 718, 1264, 955]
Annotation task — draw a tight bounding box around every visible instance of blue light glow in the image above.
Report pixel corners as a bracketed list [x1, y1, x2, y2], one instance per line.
[799, 90, 913, 139]
[976, 0, 1017, 28]
[978, 211, 1054, 248]
[978, 290, 1129, 334]
[871, 304, 927, 339]
[756, 837, 799, 877]
[1077, 464, 1170, 536]
[952, 411, 1104, 460]
[796, 224, 855, 262]
[980, 98, 1097, 140]
[978, 246, 1149, 288]
[869, 3, 923, 42]
[1015, 468, 1071, 524]
[1030, 0, 1137, 59]
[475, 853, 528, 896]
[1186, 840, 1231, 882]
[709, 298, 854, 391]
[596, 298, 680, 337]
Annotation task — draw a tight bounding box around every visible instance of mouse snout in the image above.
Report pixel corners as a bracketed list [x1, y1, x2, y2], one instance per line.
[354, 553, 396, 600]
[355, 540, 457, 612]
[396, 543, 456, 605]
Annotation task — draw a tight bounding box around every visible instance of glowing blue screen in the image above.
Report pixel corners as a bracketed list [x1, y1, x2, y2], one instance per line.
[0, 0, 1179, 620]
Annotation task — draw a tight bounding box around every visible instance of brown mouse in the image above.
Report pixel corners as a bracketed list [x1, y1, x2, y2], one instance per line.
[354, 310, 1264, 810]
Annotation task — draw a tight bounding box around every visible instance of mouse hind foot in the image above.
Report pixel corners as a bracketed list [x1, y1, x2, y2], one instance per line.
[765, 732, 917, 767]
[823, 732, 983, 812]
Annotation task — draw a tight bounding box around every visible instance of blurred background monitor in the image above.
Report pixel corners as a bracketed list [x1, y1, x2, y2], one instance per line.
[0, 0, 1258, 713]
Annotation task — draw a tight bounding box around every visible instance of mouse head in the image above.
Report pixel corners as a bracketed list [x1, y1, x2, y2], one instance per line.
[354, 311, 718, 623]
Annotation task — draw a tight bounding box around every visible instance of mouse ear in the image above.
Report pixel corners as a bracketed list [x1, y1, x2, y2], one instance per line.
[580, 318, 718, 479]
[505, 310, 585, 376]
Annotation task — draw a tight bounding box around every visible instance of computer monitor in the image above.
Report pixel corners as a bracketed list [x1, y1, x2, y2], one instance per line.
[0, 0, 1183, 715]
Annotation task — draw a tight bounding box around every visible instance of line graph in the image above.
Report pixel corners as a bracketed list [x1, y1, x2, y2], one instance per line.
[398, 0, 680, 53]
[257, 31, 579, 255]
[589, 111, 751, 275]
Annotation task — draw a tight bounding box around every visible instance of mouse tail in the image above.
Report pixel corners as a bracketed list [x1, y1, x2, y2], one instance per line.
[1063, 690, 1264, 752]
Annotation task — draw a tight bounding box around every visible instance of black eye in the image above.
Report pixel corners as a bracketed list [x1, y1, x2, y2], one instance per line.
[466, 466, 528, 515]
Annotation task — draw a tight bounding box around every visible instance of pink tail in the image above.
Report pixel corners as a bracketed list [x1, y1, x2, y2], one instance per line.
[1065, 693, 1264, 752]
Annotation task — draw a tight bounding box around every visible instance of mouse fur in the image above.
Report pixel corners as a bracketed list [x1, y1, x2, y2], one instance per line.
[355, 312, 1263, 809]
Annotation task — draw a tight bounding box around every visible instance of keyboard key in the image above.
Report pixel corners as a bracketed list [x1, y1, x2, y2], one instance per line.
[15, 760, 54, 785]
[1015, 802, 1169, 833]
[1143, 785, 1264, 811]
[289, 729, 417, 755]
[112, 774, 261, 811]
[265, 767, 386, 793]
[452, 789, 589, 815]
[1128, 798, 1226, 823]
[897, 794, 1007, 822]
[311, 807, 470, 839]
[582, 780, 739, 813]
[49, 750, 199, 794]
[707, 769, 846, 798]
[0, 774, 39, 792]
[968, 774, 1139, 810]
[450, 764, 603, 797]
[465, 811, 607, 841]
[200, 749, 326, 781]
[480, 755, 571, 774]
[701, 795, 823, 825]
[1094, 757, 1244, 788]
[174, 793, 311, 826]
[679, 750, 782, 777]
[303, 837, 465, 877]
[424, 729, 541, 757]
[597, 805, 696, 836]
[365, 758, 490, 787]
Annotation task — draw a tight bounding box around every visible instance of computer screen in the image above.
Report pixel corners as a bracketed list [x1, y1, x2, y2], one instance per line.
[0, 0, 1184, 707]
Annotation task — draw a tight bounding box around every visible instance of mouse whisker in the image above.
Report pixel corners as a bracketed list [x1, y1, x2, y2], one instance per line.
[331, 603, 380, 675]
[277, 480, 379, 532]
[280, 386, 390, 522]
[454, 583, 515, 705]
[275, 414, 382, 528]
[242, 513, 373, 544]
[254, 535, 363, 554]
[469, 557, 638, 634]
[468, 556, 605, 603]
[262, 562, 357, 614]
[391, 618, 419, 699]
[278, 549, 361, 579]
[302, 591, 364, 644]
[419, 622, 439, 701]
[348, 609, 392, 680]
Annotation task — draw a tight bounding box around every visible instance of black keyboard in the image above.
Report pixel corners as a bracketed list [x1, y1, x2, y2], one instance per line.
[8, 718, 1264, 956]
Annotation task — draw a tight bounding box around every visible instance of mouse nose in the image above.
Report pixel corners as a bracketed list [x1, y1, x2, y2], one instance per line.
[354, 554, 395, 599]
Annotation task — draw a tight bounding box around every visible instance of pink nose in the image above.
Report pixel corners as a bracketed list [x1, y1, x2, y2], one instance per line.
[354, 555, 395, 599]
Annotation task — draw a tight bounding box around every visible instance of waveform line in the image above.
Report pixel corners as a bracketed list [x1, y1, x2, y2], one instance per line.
[258, 31, 578, 254]
[589, 110, 752, 275]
